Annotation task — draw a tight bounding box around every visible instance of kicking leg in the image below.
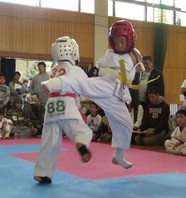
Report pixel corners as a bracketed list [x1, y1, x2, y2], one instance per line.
[63, 119, 92, 163]
[99, 99, 133, 169]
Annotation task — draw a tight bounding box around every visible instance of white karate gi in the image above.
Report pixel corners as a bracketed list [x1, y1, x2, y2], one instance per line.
[0, 118, 13, 139]
[34, 62, 92, 178]
[165, 126, 186, 155]
[56, 51, 136, 150]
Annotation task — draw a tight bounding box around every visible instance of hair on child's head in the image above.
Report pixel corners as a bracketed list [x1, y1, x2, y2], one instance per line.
[176, 109, 186, 117]
[32, 93, 39, 99]
[147, 87, 160, 95]
[0, 74, 5, 79]
[14, 97, 23, 105]
[14, 71, 21, 77]
[90, 101, 99, 109]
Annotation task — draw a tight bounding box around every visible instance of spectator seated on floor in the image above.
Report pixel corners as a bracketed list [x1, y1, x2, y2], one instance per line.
[6, 97, 37, 138]
[165, 109, 186, 156]
[135, 87, 170, 146]
[0, 74, 10, 115]
[99, 115, 112, 144]
[86, 101, 103, 142]
[171, 104, 186, 130]
[24, 93, 45, 135]
[0, 109, 13, 139]
[128, 89, 144, 144]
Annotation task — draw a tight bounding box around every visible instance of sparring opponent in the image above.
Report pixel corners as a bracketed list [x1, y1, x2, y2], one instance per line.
[43, 20, 143, 170]
[34, 36, 92, 184]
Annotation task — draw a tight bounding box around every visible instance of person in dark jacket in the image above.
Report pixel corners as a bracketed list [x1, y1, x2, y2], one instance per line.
[135, 87, 170, 146]
[132, 55, 164, 110]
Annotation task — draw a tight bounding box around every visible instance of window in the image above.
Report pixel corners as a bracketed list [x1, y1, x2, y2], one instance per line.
[154, 9, 173, 25]
[147, 6, 154, 22]
[175, 0, 182, 9]
[80, 0, 94, 13]
[0, 0, 95, 13]
[41, 0, 79, 11]
[176, 11, 186, 26]
[175, 0, 186, 11]
[109, 0, 186, 27]
[0, 0, 39, 6]
[115, 2, 145, 21]
[134, 0, 145, 2]
[146, 0, 160, 4]
[108, 0, 113, 16]
[161, 0, 174, 6]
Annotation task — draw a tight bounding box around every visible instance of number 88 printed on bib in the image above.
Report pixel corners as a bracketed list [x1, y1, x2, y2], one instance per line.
[47, 100, 66, 115]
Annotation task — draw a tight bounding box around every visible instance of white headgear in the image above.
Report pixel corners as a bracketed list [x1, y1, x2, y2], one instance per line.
[51, 36, 80, 65]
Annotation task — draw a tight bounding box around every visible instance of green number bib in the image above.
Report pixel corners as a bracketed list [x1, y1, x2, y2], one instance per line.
[47, 100, 66, 114]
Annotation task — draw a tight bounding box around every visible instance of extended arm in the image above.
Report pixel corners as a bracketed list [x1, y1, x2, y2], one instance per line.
[42, 74, 116, 101]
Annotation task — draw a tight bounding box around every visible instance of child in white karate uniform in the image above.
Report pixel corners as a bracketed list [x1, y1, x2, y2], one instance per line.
[0, 110, 13, 139]
[165, 109, 186, 155]
[43, 20, 144, 170]
[34, 36, 92, 184]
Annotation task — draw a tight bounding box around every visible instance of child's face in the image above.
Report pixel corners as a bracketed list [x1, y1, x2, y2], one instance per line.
[15, 102, 22, 109]
[14, 74, 20, 81]
[112, 36, 127, 53]
[90, 104, 98, 116]
[148, 93, 160, 105]
[32, 94, 39, 100]
[176, 113, 186, 128]
[0, 76, 5, 85]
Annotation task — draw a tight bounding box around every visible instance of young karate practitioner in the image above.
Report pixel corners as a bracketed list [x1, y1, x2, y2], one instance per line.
[165, 109, 186, 155]
[34, 36, 92, 184]
[43, 20, 143, 170]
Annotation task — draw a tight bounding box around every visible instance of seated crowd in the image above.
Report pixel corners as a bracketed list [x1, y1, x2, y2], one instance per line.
[83, 86, 186, 157]
[0, 72, 45, 139]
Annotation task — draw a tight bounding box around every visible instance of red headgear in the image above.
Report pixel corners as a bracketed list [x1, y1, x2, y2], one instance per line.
[109, 20, 136, 53]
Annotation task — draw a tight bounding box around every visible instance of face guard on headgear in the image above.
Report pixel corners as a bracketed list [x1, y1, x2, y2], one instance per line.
[51, 36, 80, 65]
[109, 20, 137, 54]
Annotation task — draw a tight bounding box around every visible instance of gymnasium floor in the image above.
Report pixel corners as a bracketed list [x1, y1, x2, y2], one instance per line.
[0, 138, 185, 198]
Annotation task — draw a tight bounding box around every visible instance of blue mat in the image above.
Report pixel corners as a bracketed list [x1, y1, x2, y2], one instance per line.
[0, 144, 185, 198]
[0, 144, 66, 154]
